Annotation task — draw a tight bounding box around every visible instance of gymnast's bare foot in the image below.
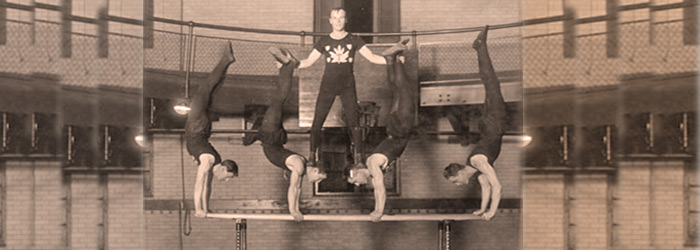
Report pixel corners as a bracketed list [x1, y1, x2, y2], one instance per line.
[472, 25, 489, 50]
[281, 48, 300, 68]
[223, 41, 235, 63]
[242, 132, 259, 146]
[268, 47, 290, 64]
[381, 39, 410, 57]
[307, 153, 317, 168]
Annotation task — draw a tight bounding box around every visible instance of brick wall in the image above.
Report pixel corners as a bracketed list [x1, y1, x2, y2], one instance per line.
[649, 160, 686, 248]
[108, 174, 145, 250]
[70, 174, 102, 250]
[0, 117, 143, 249]
[522, 159, 694, 250]
[69, 172, 145, 250]
[573, 173, 609, 250]
[3, 160, 66, 250]
[613, 159, 689, 249]
[522, 173, 566, 250]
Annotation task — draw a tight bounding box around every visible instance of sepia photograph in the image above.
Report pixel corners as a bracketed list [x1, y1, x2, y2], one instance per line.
[0, 0, 696, 249]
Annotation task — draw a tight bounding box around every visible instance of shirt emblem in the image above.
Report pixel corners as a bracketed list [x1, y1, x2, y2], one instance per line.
[329, 45, 350, 64]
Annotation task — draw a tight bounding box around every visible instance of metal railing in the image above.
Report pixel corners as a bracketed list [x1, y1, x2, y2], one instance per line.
[142, 1, 696, 91]
[0, 1, 696, 90]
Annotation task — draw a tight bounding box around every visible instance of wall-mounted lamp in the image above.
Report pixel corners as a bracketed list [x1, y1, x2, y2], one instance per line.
[148, 98, 187, 129]
[134, 133, 147, 148]
[519, 135, 532, 147]
[173, 100, 191, 115]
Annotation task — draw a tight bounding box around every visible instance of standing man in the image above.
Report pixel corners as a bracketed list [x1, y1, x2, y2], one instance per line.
[186, 42, 239, 218]
[243, 47, 328, 221]
[297, 8, 388, 168]
[443, 26, 504, 221]
[345, 39, 413, 222]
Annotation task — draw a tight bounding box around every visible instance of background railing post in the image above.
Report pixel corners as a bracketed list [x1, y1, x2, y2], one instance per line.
[184, 21, 194, 99]
[60, 0, 71, 58]
[143, 0, 154, 49]
[606, 0, 619, 58]
[0, 0, 6, 45]
[411, 30, 417, 48]
[563, 8, 576, 58]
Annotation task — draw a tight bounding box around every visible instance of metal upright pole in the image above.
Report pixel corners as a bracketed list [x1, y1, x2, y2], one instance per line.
[444, 220, 452, 250]
[438, 221, 444, 250]
[184, 21, 194, 99]
[235, 219, 242, 250]
[241, 219, 247, 250]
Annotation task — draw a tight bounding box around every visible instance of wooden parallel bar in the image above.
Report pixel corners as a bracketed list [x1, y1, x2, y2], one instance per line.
[146, 128, 524, 136]
[145, 198, 522, 210]
[148, 128, 309, 134]
[206, 213, 481, 221]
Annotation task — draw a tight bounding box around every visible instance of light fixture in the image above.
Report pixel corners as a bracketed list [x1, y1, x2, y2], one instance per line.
[173, 100, 191, 115]
[134, 134, 147, 148]
[519, 135, 532, 147]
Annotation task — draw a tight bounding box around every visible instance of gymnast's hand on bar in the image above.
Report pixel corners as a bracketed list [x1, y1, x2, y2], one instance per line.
[482, 210, 496, 221]
[370, 210, 383, 222]
[194, 210, 208, 218]
[291, 211, 304, 222]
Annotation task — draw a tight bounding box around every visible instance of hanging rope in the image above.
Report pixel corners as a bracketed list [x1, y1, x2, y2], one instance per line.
[179, 134, 192, 244]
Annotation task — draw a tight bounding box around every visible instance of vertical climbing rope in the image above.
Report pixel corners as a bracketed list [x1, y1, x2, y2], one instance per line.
[178, 134, 192, 250]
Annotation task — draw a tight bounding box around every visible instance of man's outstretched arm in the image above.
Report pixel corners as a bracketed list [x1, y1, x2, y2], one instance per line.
[298, 49, 322, 69]
[194, 154, 215, 217]
[285, 155, 306, 221]
[358, 46, 387, 65]
[474, 174, 492, 216]
[367, 158, 386, 222]
[287, 169, 304, 221]
[470, 155, 502, 220]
